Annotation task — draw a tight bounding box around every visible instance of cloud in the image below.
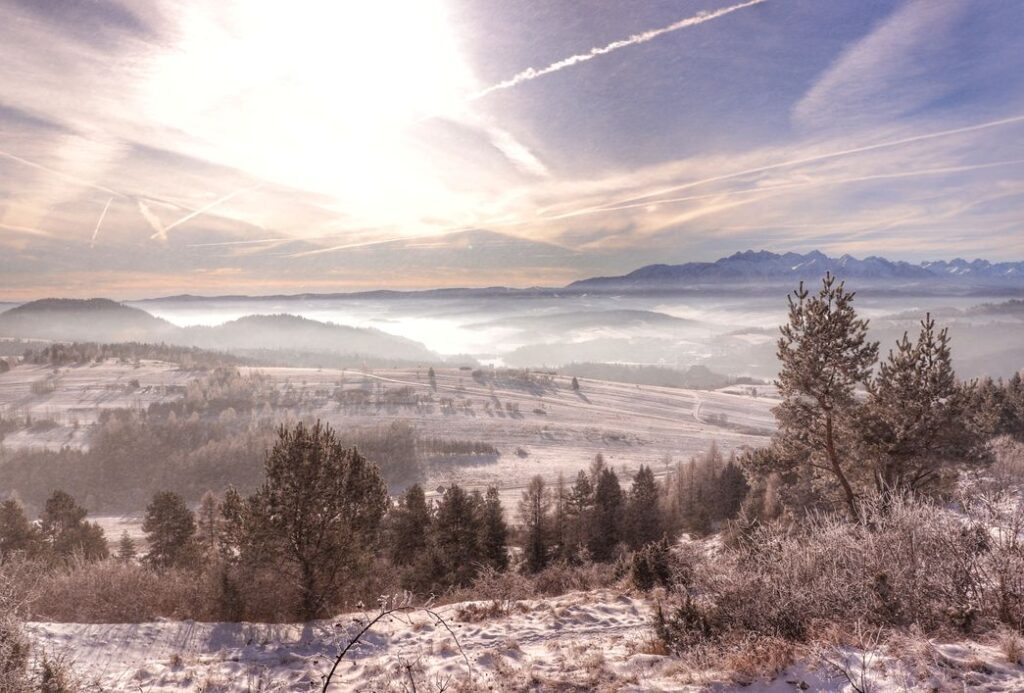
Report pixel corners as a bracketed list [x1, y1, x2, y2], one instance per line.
[90, 197, 113, 247]
[793, 0, 971, 130]
[470, 0, 767, 100]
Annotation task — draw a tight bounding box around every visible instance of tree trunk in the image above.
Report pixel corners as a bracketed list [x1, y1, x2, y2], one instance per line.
[824, 412, 859, 521]
[300, 562, 319, 620]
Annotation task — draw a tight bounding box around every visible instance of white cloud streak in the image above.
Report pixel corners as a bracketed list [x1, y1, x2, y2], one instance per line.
[542, 113, 1024, 220]
[469, 0, 767, 100]
[90, 197, 113, 247]
[155, 185, 260, 240]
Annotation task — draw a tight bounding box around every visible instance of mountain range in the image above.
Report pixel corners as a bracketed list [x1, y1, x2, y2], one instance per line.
[569, 250, 1024, 290]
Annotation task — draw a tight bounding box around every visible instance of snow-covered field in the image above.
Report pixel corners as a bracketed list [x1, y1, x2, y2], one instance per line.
[26, 589, 1024, 692]
[0, 361, 197, 450]
[249, 366, 776, 506]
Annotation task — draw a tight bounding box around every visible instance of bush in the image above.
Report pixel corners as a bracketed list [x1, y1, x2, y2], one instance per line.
[30, 560, 214, 622]
[630, 539, 674, 592]
[656, 494, 1024, 654]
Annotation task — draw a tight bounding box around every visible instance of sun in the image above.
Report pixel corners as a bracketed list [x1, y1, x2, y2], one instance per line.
[138, 0, 480, 236]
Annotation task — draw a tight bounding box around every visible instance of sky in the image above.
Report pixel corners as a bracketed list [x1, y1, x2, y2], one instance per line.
[1, 0, 1024, 299]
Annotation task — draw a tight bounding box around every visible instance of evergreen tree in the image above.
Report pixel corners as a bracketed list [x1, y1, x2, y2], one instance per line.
[565, 470, 594, 559]
[715, 458, 749, 520]
[249, 421, 388, 619]
[551, 473, 568, 558]
[0, 500, 39, 558]
[432, 484, 482, 587]
[767, 275, 878, 519]
[625, 465, 661, 549]
[571, 376, 580, 392]
[389, 484, 432, 567]
[195, 490, 221, 557]
[479, 486, 509, 571]
[39, 490, 108, 561]
[518, 475, 550, 573]
[218, 486, 248, 561]
[143, 491, 196, 569]
[858, 314, 987, 495]
[589, 468, 623, 562]
[116, 531, 136, 563]
[427, 367, 437, 391]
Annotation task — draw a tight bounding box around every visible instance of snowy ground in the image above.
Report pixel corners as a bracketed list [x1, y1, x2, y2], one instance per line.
[0, 361, 197, 450]
[249, 366, 776, 508]
[27, 589, 1024, 692]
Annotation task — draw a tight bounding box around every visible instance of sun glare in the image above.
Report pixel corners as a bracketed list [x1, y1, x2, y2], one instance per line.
[139, 0, 478, 236]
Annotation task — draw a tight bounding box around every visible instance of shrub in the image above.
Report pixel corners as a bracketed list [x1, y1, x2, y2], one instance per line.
[655, 494, 1024, 654]
[630, 539, 673, 592]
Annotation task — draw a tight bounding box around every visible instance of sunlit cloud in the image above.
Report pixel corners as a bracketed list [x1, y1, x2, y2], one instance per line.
[1, 0, 1023, 296]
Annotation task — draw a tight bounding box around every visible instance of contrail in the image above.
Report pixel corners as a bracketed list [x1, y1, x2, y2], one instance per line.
[137, 199, 165, 240]
[187, 237, 293, 248]
[0, 148, 123, 197]
[541, 112, 1024, 220]
[90, 197, 113, 247]
[0, 222, 51, 237]
[551, 158, 1024, 220]
[157, 185, 260, 240]
[469, 0, 767, 100]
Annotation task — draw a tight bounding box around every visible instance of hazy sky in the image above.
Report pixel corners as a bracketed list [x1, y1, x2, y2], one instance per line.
[2, 0, 1024, 298]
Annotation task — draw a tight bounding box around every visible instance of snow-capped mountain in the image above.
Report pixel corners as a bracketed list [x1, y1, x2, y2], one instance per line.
[569, 250, 1024, 290]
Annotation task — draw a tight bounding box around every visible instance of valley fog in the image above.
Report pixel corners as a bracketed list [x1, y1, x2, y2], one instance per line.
[133, 288, 1024, 378]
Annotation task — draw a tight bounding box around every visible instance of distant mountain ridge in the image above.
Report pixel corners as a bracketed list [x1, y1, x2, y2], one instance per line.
[569, 250, 1024, 290]
[0, 299, 438, 362]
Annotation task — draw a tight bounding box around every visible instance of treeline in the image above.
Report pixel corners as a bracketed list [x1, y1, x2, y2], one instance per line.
[22, 342, 245, 369]
[0, 416, 425, 511]
[0, 367, 499, 509]
[0, 420, 750, 623]
[558, 363, 758, 390]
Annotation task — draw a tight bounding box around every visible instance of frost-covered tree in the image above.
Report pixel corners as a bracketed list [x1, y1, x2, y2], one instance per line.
[857, 314, 988, 495]
[767, 275, 878, 519]
[249, 421, 388, 619]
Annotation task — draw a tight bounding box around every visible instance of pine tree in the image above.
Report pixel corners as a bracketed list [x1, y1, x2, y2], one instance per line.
[428, 367, 437, 391]
[565, 470, 594, 559]
[116, 531, 136, 563]
[519, 475, 551, 573]
[195, 490, 221, 557]
[625, 465, 661, 549]
[40, 490, 108, 561]
[389, 484, 432, 567]
[251, 421, 388, 619]
[479, 486, 509, 571]
[770, 274, 878, 519]
[0, 499, 40, 558]
[858, 314, 986, 495]
[589, 468, 623, 562]
[433, 484, 482, 587]
[551, 473, 568, 558]
[571, 376, 580, 392]
[143, 491, 196, 569]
